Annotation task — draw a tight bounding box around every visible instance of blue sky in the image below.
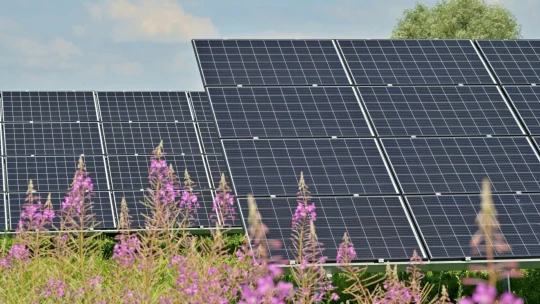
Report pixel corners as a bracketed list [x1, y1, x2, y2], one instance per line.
[0, 0, 538, 91]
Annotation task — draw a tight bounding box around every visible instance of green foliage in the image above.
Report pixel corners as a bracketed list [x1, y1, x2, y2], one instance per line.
[391, 0, 521, 39]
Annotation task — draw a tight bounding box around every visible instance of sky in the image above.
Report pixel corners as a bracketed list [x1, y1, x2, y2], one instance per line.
[0, 0, 538, 91]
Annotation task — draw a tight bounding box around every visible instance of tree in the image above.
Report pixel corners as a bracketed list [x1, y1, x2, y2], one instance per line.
[391, 0, 521, 39]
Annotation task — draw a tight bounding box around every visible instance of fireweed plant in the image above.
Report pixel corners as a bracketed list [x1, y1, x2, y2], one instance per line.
[0, 141, 528, 303]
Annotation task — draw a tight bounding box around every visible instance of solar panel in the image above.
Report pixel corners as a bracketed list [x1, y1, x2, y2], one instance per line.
[407, 194, 540, 259]
[382, 137, 540, 194]
[193, 39, 350, 86]
[239, 196, 423, 261]
[477, 40, 540, 85]
[358, 86, 523, 136]
[504, 86, 540, 134]
[205, 154, 230, 189]
[5, 156, 109, 192]
[338, 40, 494, 85]
[189, 92, 213, 122]
[97, 92, 193, 122]
[197, 122, 222, 154]
[2, 91, 97, 122]
[0, 194, 6, 231]
[222, 138, 397, 197]
[102, 122, 201, 155]
[4, 123, 103, 156]
[107, 155, 210, 191]
[208, 86, 372, 138]
[9, 191, 115, 230]
[113, 190, 218, 229]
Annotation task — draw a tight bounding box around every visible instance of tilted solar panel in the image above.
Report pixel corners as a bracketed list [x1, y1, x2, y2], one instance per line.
[205, 154, 230, 189]
[207, 86, 372, 138]
[4, 123, 103, 156]
[239, 196, 424, 261]
[407, 194, 540, 259]
[0, 194, 6, 231]
[504, 86, 540, 134]
[189, 92, 213, 122]
[338, 40, 494, 85]
[2, 91, 97, 122]
[97, 91, 192, 122]
[222, 138, 397, 197]
[193, 39, 350, 86]
[358, 86, 523, 136]
[477, 40, 540, 85]
[102, 122, 201, 155]
[197, 122, 221, 155]
[9, 191, 115, 230]
[382, 137, 540, 194]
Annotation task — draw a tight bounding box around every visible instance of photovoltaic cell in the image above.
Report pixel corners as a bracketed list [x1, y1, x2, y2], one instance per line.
[189, 92, 213, 122]
[358, 86, 522, 136]
[6, 156, 109, 192]
[198, 122, 221, 154]
[504, 86, 540, 134]
[222, 138, 396, 197]
[338, 40, 494, 85]
[382, 137, 540, 194]
[206, 154, 230, 189]
[102, 122, 201, 155]
[4, 123, 103, 156]
[9, 191, 115, 230]
[193, 39, 350, 86]
[113, 190, 218, 229]
[477, 40, 540, 85]
[208, 86, 372, 138]
[407, 194, 540, 259]
[97, 92, 192, 122]
[0, 194, 6, 231]
[239, 196, 423, 261]
[2, 91, 97, 122]
[108, 155, 210, 191]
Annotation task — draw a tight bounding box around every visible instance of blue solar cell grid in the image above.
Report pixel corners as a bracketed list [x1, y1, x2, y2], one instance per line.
[477, 40, 540, 85]
[238, 196, 423, 261]
[97, 92, 193, 122]
[222, 138, 397, 197]
[338, 40, 494, 85]
[189, 92, 213, 122]
[2, 91, 97, 122]
[9, 191, 115, 230]
[0, 194, 6, 231]
[5, 156, 109, 192]
[193, 39, 350, 86]
[382, 137, 540, 194]
[504, 86, 540, 134]
[198, 122, 221, 155]
[206, 154, 230, 189]
[358, 86, 523, 136]
[407, 194, 540, 259]
[207, 86, 372, 138]
[4, 123, 103, 156]
[102, 122, 201, 155]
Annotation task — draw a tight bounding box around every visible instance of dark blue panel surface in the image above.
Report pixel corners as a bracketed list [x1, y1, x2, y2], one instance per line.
[4, 123, 103, 156]
[208, 87, 372, 138]
[9, 191, 115, 230]
[97, 92, 192, 122]
[338, 40, 493, 85]
[189, 92, 213, 122]
[206, 154, 230, 189]
[407, 194, 540, 259]
[222, 138, 396, 196]
[504, 86, 540, 134]
[198, 122, 221, 154]
[239, 196, 422, 261]
[0, 195, 6, 231]
[2, 91, 97, 122]
[194, 40, 350, 86]
[478, 40, 540, 84]
[6, 156, 109, 192]
[383, 137, 540, 194]
[102, 122, 201, 155]
[359, 86, 522, 136]
[108, 155, 210, 191]
[113, 189, 220, 229]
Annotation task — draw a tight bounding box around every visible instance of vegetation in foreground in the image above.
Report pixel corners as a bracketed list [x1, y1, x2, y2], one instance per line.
[0, 142, 528, 303]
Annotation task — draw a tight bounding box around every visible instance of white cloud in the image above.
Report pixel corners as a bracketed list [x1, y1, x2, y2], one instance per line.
[6, 37, 83, 69]
[72, 25, 86, 37]
[85, 0, 219, 42]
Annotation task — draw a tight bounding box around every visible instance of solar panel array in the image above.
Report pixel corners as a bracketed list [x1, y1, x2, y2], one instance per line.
[0, 91, 227, 231]
[193, 39, 540, 263]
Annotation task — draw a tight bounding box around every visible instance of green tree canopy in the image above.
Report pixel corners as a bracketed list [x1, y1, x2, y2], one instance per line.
[391, 0, 521, 39]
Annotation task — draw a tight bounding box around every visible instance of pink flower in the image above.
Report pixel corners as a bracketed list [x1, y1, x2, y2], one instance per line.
[472, 283, 497, 304]
[499, 292, 524, 304]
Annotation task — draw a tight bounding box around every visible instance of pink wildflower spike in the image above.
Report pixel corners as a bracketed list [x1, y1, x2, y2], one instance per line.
[212, 173, 236, 226]
[61, 156, 94, 219]
[336, 232, 356, 264]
